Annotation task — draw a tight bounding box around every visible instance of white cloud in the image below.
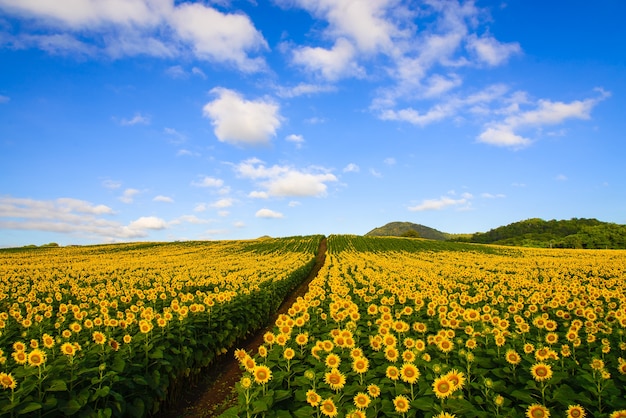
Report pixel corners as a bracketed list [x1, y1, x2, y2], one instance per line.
[0, 195, 166, 240]
[0, 95, 10, 103]
[211, 198, 233, 208]
[164, 127, 186, 143]
[217, 210, 229, 217]
[286, 134, 304, 144]
[478, 89, 610, 148]
[255, 208, 284, 218]
[370, 169, 382, 178]
[288, 201, 301, 207]
[481, 193, 505, 199]
[119, 113, 150, 126]
[119, 188, 140, 204]
[203, 88, 281, 146]
[292, 37, 364, 80]
[191, 67, 206, 78]
[249, 191, 269, 199]
[343, 163, 360, 173]
[408, 194, 472, 211]
[194, 203, 208, 212]
[235, 158, 337, 197]
[276, 83, 336, 98]
[466, 34, 521, 66]
[192, 176, 224, 188]
[0, 0, 268, 72]
[127, 216, 166, 230]
[384, 157, 396, 165]
[168, 2, 268, 72]
[233, 221, 245, 228]
[153, 195, 174, 203]
[102, 179, 122, 189]
[171, 215, 210, 225]
[165, 65, 187, 78]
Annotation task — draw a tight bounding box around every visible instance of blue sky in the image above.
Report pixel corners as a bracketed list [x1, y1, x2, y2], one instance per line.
[1, 0, 625, 247]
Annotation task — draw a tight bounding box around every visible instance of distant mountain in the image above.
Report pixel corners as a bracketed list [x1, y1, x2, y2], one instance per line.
[454, 218, 626, 249]
[365, 222, 448, 241]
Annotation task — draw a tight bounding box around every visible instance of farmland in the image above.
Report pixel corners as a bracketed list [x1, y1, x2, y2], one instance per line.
[1, 234, 626, 417]
[225, 235, 626, 418]
[0, 236, 323, 417]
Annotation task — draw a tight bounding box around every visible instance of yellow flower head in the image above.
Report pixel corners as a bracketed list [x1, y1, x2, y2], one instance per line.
[353, 392, 371, 410]
[0, 372, 17, 390]
[566, 405, 586, 418]
[306, 389, 321, 407]
[432, 375, 455, 399]
[253, 365, 272, 385]
[320, 398, 338, 417]
[526, 404, 550, 418]
[400, 363, 420, 384]
[393, 395, 410, 413]
[324, 368, 346, 391]
[27, 349, 47, 367]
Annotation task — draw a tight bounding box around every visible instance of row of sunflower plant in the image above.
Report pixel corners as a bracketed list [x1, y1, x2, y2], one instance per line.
[0, 236, 323, 417]
[224, 235, 626, 418]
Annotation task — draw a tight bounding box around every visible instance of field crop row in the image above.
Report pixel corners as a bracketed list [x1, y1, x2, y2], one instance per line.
[225, 235, 626, 418]
[0, 236, 323, 417]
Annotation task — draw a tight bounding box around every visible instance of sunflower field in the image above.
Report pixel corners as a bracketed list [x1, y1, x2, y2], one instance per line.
[225, 235, 626, 418]
[0, 236, 323, 417]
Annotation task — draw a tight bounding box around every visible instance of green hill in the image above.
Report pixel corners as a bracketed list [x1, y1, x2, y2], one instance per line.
[365, 222, 448, 240]
[455, 218, 626, 249]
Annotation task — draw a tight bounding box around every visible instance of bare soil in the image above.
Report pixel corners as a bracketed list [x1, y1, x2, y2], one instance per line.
[155, 237, 327, 418]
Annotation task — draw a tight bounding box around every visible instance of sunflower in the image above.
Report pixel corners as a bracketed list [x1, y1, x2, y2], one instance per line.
[402, 349, 416, 363]
[590, 358, 605, 371]
[347, 410, 366, 418]
[258, 345, 268, 358]
[284, 348, 295, 361]
[432, 376, 454, 399]
[437, 338, 454, 353]
[434, 413, 457, 418]
[367, 384, 381, 398]
[320, 398, 338, 417]
[42, 334, 55, 349]
[505, 349, 521, 366]
[618, 358, 626, 375]
[400, 363, 420, 384]
[27, 349, 47, 367]
[444, 369, 465, 389]
[353, 392, 371, 410]
[524, 343, 535, 354]
[12, 341, 26, 352]
[263, 332, 275, 346]
[531, 363, 553, 382]
[60, 342, 76, 356]
[566, 405, 586, 418]
[325, 353, 341, 368]
[0, 372, 17, 390]
[386, 365, 400, 381]
[253, 365, 272, 384]
[244, 355, 256, 372]
[306, 389, 321, 407]
[92, 331, 107, 345]
[12, 350, 27, 365]
[393, 395, 410, 413]
[123, 334, 132, 344]
[526, 404, 550, 418]
[324, 368, 346, 391]
[241, 376, 252, 390]
[385, 346, 399, 362]
[234, 348, 248, 362]
[352, 356, 369, 374]
[295, 333, 309, 346]
[609, 411, 626, 418]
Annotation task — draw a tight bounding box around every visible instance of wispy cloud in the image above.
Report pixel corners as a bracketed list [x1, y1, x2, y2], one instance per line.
[191, 176, 224, 188]
[409, 193, 473, 211]
[119, 113, 150, 126]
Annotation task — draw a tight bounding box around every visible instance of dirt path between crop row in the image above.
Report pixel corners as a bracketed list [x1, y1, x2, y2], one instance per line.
[155, 237, 327, 418]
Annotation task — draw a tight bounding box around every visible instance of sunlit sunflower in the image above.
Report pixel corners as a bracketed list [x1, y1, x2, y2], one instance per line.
[42, 334, 55, 349]
[234, 348, 248, 363]
[434, 413, 457, 418]
[324, 368, 346, 391]
[295, 333, 308, 346]
[432, 376, 454, 399]
[530, 363, 553, 382]
[385, 346, 399, 362]
[444, 369, 465, 390]
[352, 356, 369, 374]
[566, 405, 586, 418]
[0, 372, 17, 390]
[253, 365, 272, 384]
[60, 342, 76, 356]
[27, 349, 47, 367]
[367, 384, 381, 398]
[283, 347, 295, 361]
[12, 341, 26, 352]
[243, 355, 256, 372]
[393, 395, 410, 413]
[609, 410, 626, 418]
[386, 365, 400, 381]
[12, 350, 27, 365]
[320, 398, 338, 417]
[400, 363, 420, 384]
[353, 392, 371, 410]
[92, 331, 107, 345]
[526, 403, 550, 418]
[325, 353, 341, 368]
[505, 349, 521, 366]
[306, 389, 321, 407]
